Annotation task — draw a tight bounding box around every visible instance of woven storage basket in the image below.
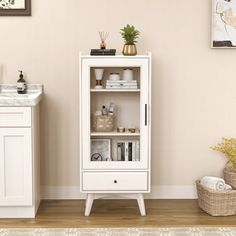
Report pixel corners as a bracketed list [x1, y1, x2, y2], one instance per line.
[223, 168, 236, 189]
[93, 115, 114, 132]
[196, 180, 236, 216]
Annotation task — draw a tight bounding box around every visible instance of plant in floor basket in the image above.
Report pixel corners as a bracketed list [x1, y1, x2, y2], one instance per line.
[212, 138, 236, 188]
[120, 24, 140, 56]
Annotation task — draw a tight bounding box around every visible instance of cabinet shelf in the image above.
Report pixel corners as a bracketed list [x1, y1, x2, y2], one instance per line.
[91, 132, 140, 137]
[90, 89, 140, 93]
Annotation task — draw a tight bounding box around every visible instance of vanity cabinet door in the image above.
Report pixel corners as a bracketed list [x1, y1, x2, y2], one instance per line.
[0, 128, 32, 206]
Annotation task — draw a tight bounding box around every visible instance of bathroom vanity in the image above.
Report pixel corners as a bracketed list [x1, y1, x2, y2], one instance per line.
[0, 85, 43, 218]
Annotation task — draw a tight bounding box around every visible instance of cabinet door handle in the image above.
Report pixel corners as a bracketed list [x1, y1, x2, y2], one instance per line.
[114, 180, 117, 184]
[145, 104, 147, 126]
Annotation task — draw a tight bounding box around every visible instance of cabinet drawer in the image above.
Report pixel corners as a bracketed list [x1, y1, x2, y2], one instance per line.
[82, 172, 148, 191]
[0, 107, 31, 127]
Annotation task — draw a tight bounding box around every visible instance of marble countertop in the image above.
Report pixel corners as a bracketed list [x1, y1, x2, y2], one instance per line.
[0, 84, 43, 106]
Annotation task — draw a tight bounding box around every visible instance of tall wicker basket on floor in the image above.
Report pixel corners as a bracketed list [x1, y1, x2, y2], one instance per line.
[223, 168, 236, 189]
[196, 180, 236, 216]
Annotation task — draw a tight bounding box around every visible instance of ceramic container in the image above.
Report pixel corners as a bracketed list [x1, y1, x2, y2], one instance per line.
[123, 68, 133, 81]
[109, 73, 120, 81]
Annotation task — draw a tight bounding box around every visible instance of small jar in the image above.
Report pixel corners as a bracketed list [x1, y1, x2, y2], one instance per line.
[117, 127, 125, 133]
[128, 127, 136, 133]
[123, 68, 133, 81]
[109, 73, 120, 81]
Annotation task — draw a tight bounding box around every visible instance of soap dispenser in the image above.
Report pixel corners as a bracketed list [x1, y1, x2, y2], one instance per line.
[17, 70, 27, 94]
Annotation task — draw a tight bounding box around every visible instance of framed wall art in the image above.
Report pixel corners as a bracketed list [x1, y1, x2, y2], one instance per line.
[212, 0, 236, 48]
[91, 139, 112, 162]
[0, 0, 31, 16]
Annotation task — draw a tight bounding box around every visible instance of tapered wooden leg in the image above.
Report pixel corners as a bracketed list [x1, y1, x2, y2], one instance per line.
[85, 193, 94, 216]
[137, 193, 146, 216]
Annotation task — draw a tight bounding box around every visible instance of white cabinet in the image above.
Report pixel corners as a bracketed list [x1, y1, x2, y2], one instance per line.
[80, 53, 151, 216]
[0, 106, 40, 218]
[0, 128, 32, 206]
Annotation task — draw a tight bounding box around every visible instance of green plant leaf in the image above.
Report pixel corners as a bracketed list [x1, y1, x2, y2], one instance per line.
[120, 24, 140, 44]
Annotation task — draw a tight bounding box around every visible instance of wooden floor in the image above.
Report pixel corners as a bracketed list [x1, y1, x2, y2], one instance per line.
[0, 200, 236, 228]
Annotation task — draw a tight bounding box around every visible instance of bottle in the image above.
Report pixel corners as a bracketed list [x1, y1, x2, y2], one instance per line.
[101, 106, 108, 115]
[17, 70, 27, 94]
[108, 102, 115, 116]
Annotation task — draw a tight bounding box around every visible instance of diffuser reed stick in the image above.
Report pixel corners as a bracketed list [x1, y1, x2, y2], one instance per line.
[99, 31, 109, 49]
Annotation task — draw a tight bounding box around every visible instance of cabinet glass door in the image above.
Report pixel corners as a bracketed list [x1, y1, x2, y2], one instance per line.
[81, 57, 150, 170]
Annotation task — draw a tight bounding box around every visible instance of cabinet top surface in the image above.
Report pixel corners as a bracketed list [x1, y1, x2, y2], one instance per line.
[80, 52, 151, 59]
[0, 84, 43, 107]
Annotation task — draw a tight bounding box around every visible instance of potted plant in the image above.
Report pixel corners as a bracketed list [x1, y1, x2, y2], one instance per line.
[212, 138, 236, 188]
[120, 24, 140, 56]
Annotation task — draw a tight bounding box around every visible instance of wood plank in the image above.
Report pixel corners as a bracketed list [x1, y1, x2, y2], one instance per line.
[0, 200, 235, 228]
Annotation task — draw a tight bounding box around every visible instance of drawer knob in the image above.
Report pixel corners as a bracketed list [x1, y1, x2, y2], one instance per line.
[114, 180, 117, 184]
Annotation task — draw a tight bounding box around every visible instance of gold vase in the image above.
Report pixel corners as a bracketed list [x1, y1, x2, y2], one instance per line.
[122, 44, 137, 56]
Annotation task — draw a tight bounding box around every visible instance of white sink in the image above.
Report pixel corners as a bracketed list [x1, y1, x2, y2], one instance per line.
[0, 85, 43, 106]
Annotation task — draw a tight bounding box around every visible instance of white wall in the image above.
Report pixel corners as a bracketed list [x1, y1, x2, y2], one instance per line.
[1, 0, 235, 198]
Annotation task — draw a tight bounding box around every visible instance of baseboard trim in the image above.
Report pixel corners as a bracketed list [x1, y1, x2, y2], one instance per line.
[41, 185, 197, 200]
[0, 206, 37, 218]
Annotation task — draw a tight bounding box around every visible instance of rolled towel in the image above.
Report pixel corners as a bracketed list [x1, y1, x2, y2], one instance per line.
[224, 184, 232, 191]
[200, 176, 226, 191]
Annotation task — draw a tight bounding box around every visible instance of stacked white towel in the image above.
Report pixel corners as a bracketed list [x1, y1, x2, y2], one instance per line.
[200, 176, 232, 191]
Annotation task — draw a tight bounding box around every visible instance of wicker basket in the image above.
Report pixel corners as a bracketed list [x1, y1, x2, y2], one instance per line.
[196, 180, 236, 216]
[223, 168, 236, 189]
[93, 115, 114, 132]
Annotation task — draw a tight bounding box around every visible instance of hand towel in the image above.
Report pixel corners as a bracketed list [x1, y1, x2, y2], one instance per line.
[224, 184, 232, 190]
[200, 176, 226, 191]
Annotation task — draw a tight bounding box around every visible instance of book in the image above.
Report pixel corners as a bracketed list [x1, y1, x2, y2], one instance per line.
[128, 142, 132, 161]
[135, 141, 140, 161]
[90, 49, 116, 56]
[106, 83, 137, 86]
[106, 80, 137, 84]
[117, 141, 127, 161]
[106, 85, 138, 89]
[106, 80, 138, 89]
[117, 140, 139, 162]
[120, 142, 125, 161]
[117, 142, 122, 161]
[132, 141, 136, 161]
[125, 142, 129, 161]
